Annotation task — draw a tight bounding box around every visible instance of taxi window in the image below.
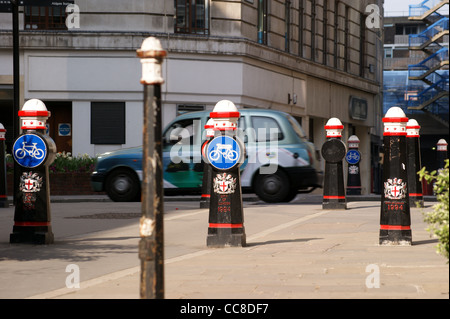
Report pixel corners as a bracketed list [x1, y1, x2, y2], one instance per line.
[286, 114, 307, 139]
[251, 116, 284, 142]
[163, 118, 201, 147]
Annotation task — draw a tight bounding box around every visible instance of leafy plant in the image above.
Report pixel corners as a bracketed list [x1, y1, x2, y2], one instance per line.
[418, 159, 449, 261]
[49, 152, 97, 173]
[5, 152, 97, 174]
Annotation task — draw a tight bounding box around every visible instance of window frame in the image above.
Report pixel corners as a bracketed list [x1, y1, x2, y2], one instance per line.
[24, 5, 68, 30]
[174, 0, 209, 35]
[257, 0, 268, 44]
[90, 102, 126, 145]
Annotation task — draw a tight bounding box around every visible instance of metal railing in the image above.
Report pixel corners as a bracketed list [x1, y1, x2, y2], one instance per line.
[409, 17, 449, 47]
[409, 0, 448, 18]
[407, 77, 449, 108]
[408, 47, 449, 73]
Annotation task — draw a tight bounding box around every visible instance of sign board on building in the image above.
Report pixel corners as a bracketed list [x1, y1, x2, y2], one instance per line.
[58, 123, 71, 136]
[349, 96, 368, 121]
[1, 0, 74, 12]
[19, 1, 74, 6]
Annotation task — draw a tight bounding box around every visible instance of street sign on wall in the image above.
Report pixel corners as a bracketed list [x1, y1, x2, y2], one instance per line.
[1, 0, 74, 12]
[19, 1, 74, 6]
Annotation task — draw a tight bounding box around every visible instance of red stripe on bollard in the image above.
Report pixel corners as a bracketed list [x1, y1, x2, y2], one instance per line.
[409, 193, 423, 197]
[380, 225, 411, 230]
[383, 132, 407, 136]
[323, 195, 345, 199]
[209, 223, 243, 228]
[14, 221, 51, 226]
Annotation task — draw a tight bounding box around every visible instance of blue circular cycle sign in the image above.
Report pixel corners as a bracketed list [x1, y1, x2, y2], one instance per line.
[345, 149, 361, 164]
[13, 134, 47, 168]
[207, 136, 241, 170]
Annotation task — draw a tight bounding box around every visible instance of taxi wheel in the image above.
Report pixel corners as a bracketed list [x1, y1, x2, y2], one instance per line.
[105, 168, 141, 202]
[254, 170, 290, 203]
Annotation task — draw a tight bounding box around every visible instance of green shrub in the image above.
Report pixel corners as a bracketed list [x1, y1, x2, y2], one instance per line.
[49, 152, 97, 173]
[418, 159, 449, 261]
[5, 152, 97, 174]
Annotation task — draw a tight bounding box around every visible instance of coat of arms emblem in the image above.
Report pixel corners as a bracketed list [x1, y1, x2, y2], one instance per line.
[19, 171, 43, 193]
[213, 173, 237, 194]
[348, 165, 359, 175]
[384, 177, 407, 200]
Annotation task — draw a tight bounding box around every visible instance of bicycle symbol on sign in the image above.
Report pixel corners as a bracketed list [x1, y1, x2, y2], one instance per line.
[14, 142, 45, 160]
[346, 152, 359, 161]
[209, 143, 239, 161]
[345, 150, 360, 164]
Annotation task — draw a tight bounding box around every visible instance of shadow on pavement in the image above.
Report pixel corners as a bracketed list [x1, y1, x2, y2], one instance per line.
[247, 237, 321, 247]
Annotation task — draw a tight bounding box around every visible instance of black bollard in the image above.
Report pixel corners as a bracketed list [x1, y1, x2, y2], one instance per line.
[321, 118, 347, 209]
[200, 119, 215, 209]
[206, 100, 246, 247]
[436, 139, 448, 170]
[379, 107, 411, 246]
[0, 123, 8, 208]
[406, 119, 423, 208]
[137, 37, 166, 299]
[346, 135, 362, 195]
[10, 99, 56, 244]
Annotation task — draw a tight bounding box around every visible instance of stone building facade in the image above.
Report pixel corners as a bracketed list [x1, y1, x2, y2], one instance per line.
[0, 0, 384, 194]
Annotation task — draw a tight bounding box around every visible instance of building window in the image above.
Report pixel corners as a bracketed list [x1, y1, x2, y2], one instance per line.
[24, 6, 68, 30]
[344, 5, 350, 72]
[384, 47, 393, 58]
[395, 24, 418, 35]
[323, 0, 328, 65]
[258, 0, 268, 44]
[311, 0, 316, 61]
[298, 0, 304, 57]
[334, 0, 339, 68]
[175, 0, 209, 35]
[285, 0, 291, 52]
[91, 102, 126, 144]
[359, 12, 366, 77]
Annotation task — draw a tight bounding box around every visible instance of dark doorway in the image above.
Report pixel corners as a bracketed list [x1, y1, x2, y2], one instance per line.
[0, 85, 14, 154]
[44, 101, 72, 154]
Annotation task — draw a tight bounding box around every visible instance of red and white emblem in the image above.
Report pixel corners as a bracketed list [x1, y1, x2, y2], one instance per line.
[24, 179, 35, 191]
[213, 173, 237, 194]
[384, 177, 407, 200]
[19, 172, 43, 193]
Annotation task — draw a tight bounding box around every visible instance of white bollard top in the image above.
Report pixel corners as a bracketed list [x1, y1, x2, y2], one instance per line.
[18, 99, 50, 130]
[406, 119, 420, 137]
[382, 106, 408, 136]
[0, 123, 5, 140]
[437, 139, 448, 151]
[324, 117, 344, 138]
[137, 37, 167, 85]
[347, 135, 360, 148]
[210, 100, 240, 131]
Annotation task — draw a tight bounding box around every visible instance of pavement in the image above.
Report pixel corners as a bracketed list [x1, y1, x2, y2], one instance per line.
[0, 191, 448, 301]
